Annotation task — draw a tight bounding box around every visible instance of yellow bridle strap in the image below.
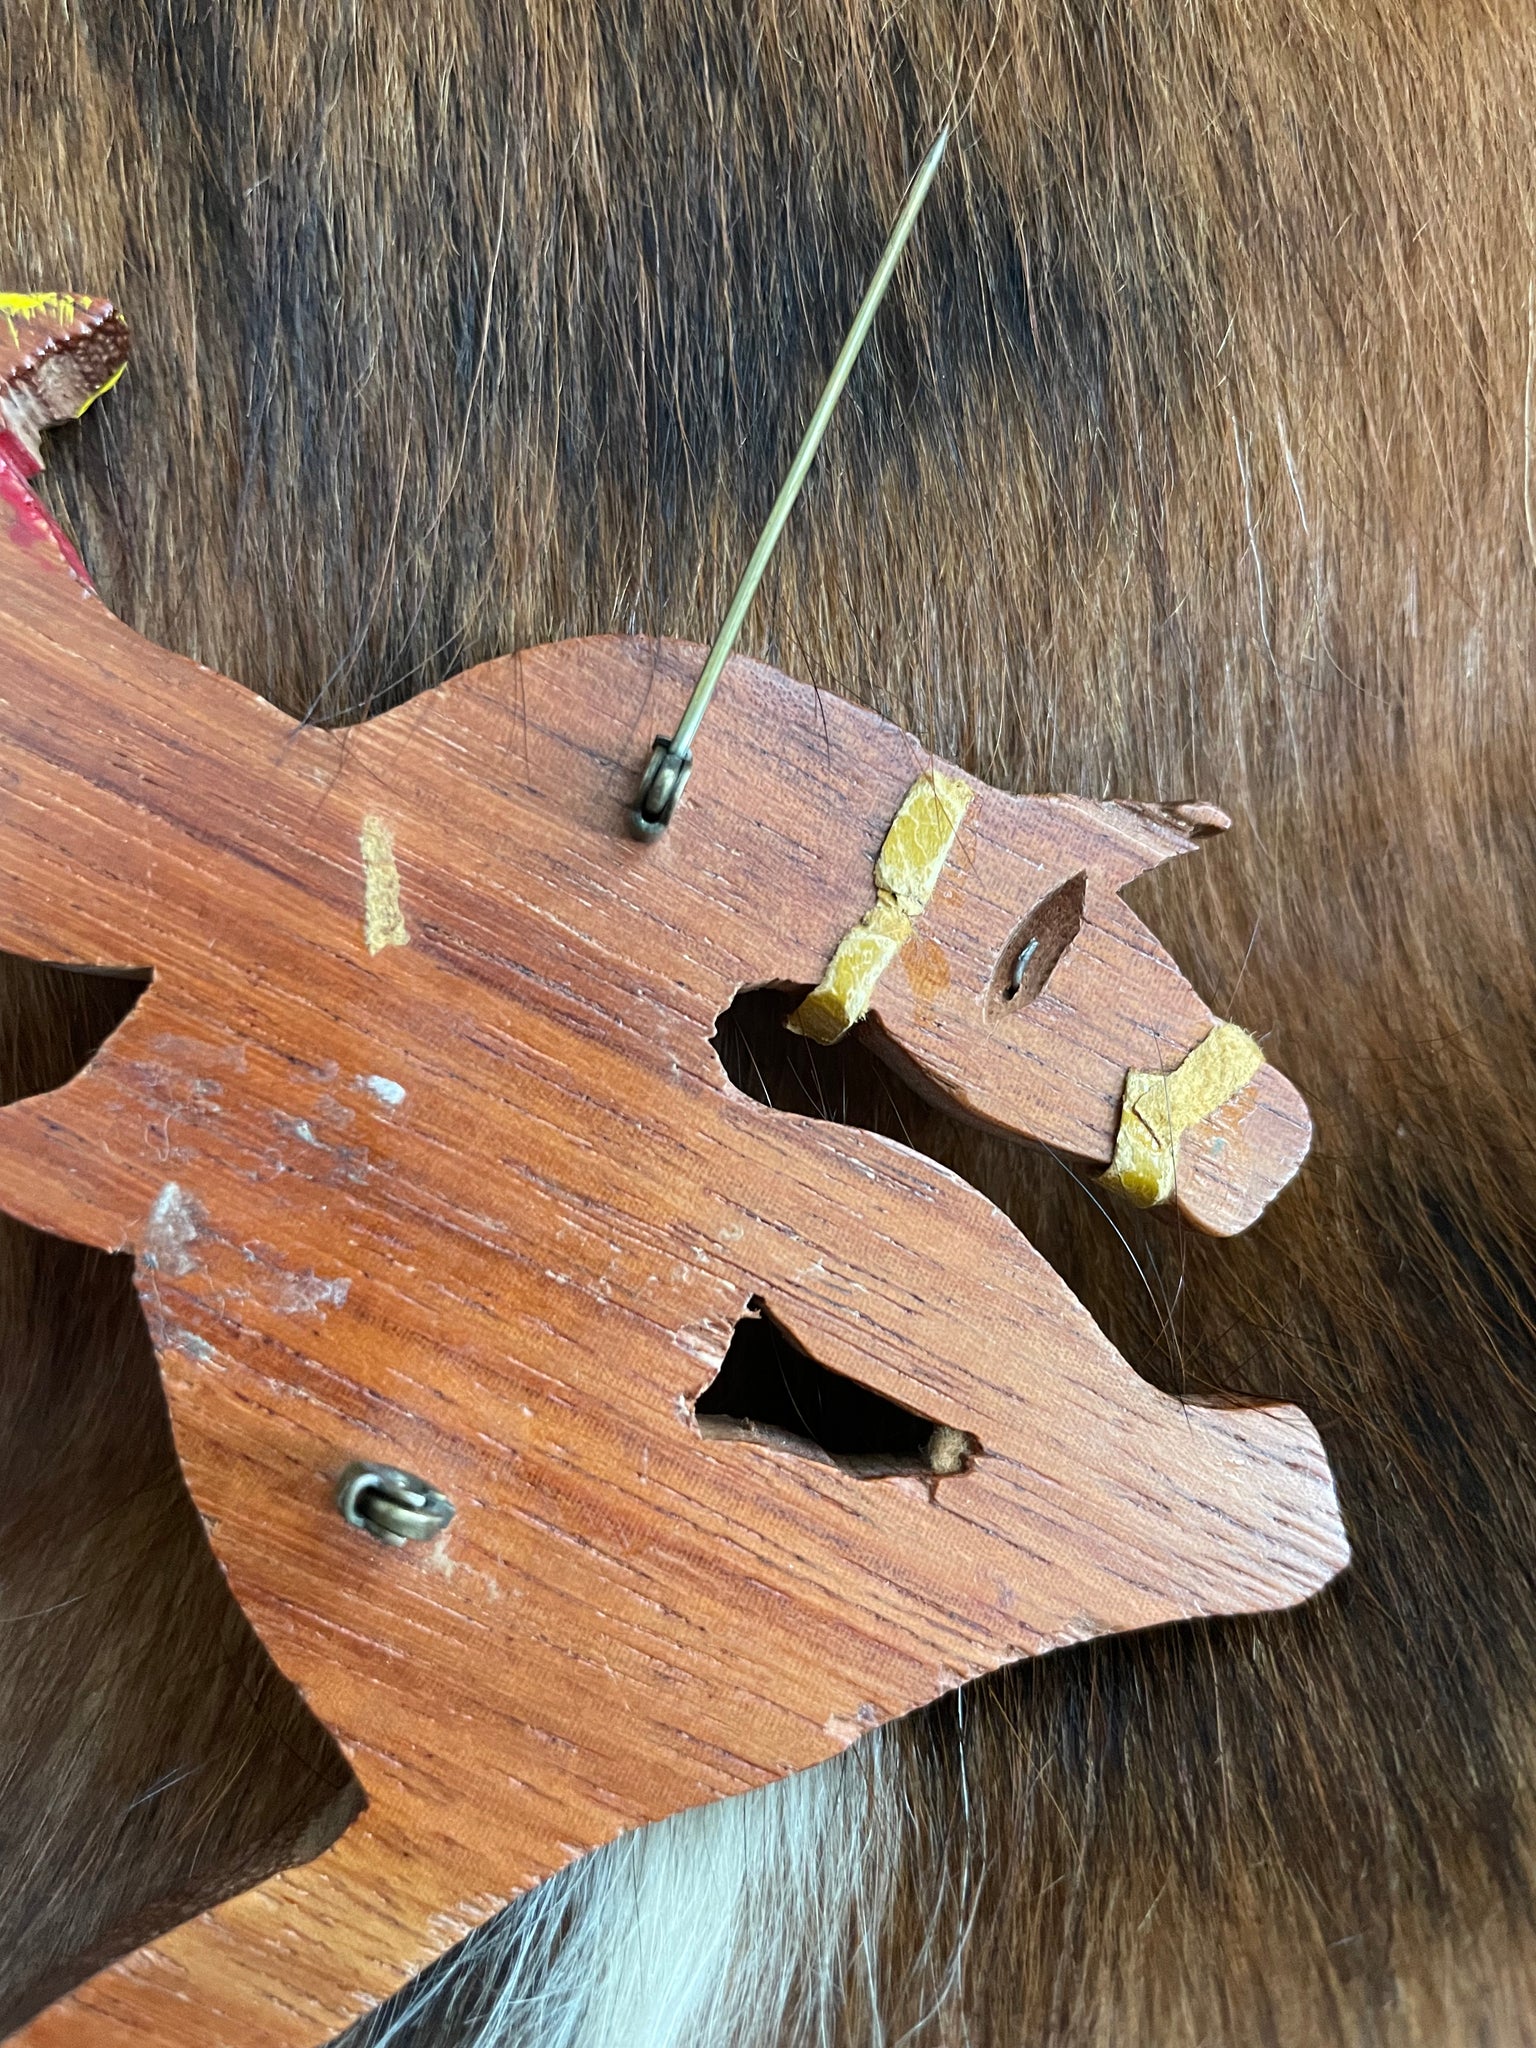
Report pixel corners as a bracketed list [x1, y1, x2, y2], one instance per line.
[788, 769, 973, 1045]
[1102, 1021, 1265, 1208]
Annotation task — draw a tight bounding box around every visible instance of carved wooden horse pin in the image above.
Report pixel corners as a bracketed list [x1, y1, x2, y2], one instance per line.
[0, 297, 1347, 2048]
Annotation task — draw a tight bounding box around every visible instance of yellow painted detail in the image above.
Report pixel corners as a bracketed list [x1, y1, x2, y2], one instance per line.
[1102, 1021, 1265, 1208]
[361, 815, 410, 954]
[788, 769, 972, 1044]
[0, 291, 86, 323]
[0, 294, 94, 349]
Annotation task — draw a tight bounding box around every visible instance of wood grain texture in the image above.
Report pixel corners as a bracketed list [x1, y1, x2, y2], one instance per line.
[0, 303, 1347, 2047]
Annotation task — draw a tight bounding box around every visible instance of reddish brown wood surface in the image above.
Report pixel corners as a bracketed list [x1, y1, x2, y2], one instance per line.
[0, 302, 1347, 2047]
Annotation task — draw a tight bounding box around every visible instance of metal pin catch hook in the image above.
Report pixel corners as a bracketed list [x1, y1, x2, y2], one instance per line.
[629, 127, 951, 839]
[336, 1461, 455, 1546]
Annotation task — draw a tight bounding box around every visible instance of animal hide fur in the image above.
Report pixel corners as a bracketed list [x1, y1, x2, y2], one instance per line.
[2, 2, 1535, 2043]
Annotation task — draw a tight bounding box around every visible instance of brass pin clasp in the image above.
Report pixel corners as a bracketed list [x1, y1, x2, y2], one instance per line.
[632, 737, 694, 840]
[336, 1461, 455, 1546]
[628, 127, 950, 839]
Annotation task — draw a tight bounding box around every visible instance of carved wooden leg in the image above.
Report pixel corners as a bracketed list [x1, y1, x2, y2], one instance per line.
[12, 1804, 502, 2048]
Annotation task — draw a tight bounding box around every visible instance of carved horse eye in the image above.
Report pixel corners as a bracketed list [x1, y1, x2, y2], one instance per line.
[993, 871, 1087, 1009]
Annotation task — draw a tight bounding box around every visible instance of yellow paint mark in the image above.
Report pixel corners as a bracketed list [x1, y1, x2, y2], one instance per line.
[788, 769, 972, 1044]
[0, 291, 84, 335]
[361, 815, 409, 954]
[1102, 1021, 1265, 1208]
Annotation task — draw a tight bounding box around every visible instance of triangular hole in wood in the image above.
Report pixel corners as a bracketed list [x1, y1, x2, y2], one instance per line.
[696, 1297, 976, 1481]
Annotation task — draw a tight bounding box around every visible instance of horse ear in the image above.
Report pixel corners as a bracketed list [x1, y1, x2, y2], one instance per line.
[0, 293, 130, 466]
[1109, 799, 1232, 877]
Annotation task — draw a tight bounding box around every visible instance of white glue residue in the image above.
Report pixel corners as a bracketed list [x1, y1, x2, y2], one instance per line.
[361, 1073, 406, 1108]
[267, 1271, 351, 1315]
[142, 1182, 203, 1277]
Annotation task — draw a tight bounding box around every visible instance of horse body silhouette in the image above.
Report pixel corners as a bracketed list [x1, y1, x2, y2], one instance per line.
[0, 299, 1345, 2048]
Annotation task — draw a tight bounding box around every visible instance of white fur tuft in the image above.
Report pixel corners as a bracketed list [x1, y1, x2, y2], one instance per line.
[363, 1738, 898, 2048]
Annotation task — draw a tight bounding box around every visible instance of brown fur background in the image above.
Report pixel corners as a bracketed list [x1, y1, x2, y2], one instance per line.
[4, 1, 1536, 2040]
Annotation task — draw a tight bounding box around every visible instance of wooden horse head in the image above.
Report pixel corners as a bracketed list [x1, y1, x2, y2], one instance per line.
[0, 298, 1347, 2048]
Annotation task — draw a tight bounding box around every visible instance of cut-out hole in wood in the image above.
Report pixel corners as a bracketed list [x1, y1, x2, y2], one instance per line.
[992, 870, 1087, 1010]
[712, 983, 925, 1140]
[0, 955, 150, 1107]
[696, 1297, 977, 1480]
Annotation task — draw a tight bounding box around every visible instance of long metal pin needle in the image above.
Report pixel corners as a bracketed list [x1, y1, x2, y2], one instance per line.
[630, 127, 950, 838]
